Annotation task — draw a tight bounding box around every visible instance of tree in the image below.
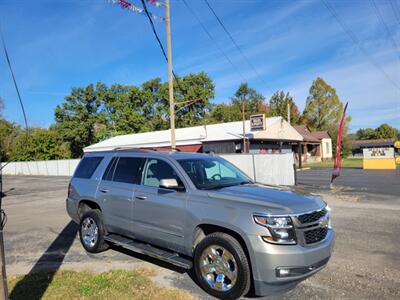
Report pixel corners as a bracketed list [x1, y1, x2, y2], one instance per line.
[209, 103, 242, 123]
[169, 72, 215, 128]
[303, 77, 349, 130]
[55, 83, 102, 158]
[141, 78, 169, 131]
[208, 83, 267, 123]
[356, 128, 378, 140]
[0, 119, 17, 161]
[8, 128, 71, 161]
[0, 96, 3, 117]
[102, 84, 153, 135]
[376, 123, 399, 140]
[269, 91, 301, 124]
[356, 124, 399, 140]
[303, 77, 351, 156]
[231, 83, 267, 119]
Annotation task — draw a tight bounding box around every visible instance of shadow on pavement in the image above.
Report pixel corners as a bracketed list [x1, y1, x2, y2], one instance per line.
[9, 221, 78, 300]
[109, 244, 188, 274]
[109, 245, 204, 296]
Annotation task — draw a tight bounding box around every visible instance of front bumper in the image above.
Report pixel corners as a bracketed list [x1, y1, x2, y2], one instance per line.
[248, 229, 335, 296]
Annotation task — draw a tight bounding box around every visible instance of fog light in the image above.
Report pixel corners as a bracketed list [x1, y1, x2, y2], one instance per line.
[278, 268, 290, 277]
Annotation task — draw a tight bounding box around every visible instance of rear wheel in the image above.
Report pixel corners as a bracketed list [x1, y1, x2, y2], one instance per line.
[79, 209, 108, 253]
[194, 232, 251, 299]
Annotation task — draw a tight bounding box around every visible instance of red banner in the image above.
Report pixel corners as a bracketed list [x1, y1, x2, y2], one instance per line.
[331, 102, 348, 183]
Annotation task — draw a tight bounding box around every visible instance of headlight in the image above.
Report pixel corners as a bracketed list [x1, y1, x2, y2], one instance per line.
[325, 205, 332, 228]
[253, 214, 297, 245]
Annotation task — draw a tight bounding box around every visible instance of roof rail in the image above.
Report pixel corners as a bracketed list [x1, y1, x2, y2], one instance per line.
[113, 147, 156, 152]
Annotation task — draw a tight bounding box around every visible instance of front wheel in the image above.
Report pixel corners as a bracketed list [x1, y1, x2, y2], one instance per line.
[194, 232, 251, 299]
[79, 209, 109, 253]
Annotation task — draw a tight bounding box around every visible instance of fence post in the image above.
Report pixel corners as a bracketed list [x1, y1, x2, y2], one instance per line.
[252, 154, 257, 182]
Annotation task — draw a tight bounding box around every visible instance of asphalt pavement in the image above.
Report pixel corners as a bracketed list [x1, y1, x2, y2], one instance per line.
[2, 169, 400, 299]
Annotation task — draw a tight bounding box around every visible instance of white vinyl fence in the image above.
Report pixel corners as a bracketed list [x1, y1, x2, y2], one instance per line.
[1, 159, 80, 177]
[1, 153, 296, 185]
[220, 153, 295, 186]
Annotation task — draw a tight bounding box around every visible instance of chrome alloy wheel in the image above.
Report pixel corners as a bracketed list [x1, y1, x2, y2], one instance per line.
[81, 217, 99, 248]
[199, 245, 238, 292]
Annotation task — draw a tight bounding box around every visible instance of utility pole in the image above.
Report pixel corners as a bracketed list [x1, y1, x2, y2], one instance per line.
[0, 158, 8, 300]
[165, 0, 176, 150]
[287, 102, 291, 125]
[242, 101, 246, 153]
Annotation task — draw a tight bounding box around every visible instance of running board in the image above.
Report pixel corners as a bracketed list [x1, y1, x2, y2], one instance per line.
[104, 234, 192, 269]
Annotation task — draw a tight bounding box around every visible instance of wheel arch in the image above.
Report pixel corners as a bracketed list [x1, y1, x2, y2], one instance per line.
[193, 223, 253, 268]
[78, 199, 102, 218]
[192, 223, 256, 295]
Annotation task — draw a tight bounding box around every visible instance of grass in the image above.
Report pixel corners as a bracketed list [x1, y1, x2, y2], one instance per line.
[8, 269, 197, 300]
[304, 158, 363, 169]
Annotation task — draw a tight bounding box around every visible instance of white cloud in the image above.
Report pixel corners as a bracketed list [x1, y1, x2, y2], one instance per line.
[283, 57, 400, 130]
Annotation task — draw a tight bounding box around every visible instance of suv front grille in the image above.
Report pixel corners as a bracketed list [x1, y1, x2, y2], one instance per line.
[304, 227, 328, 244]
[297, 208, 327, 224]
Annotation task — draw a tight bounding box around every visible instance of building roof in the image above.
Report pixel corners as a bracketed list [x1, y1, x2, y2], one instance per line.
[84, 116, 303, 152]
[312, 131, 331, 139]
[293, 125, 320, 143]
[350, 138, 395, 149]
[293, 125, 330, 142]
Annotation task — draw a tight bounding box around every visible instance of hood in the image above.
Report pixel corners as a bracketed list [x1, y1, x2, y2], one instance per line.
[207, 183, 325, 215]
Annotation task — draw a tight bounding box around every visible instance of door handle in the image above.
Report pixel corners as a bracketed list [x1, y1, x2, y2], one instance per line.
[100, 189, 109, 193]
[135, 195, 147, 200]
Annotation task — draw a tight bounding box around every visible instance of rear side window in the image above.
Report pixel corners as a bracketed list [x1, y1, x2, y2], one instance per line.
[102, 157, 117, 181]
[113, 157, 144, 184]
[74, 157, 104, 179]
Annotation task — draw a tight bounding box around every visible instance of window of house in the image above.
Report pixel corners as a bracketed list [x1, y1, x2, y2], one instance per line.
[326, 142, 330, 154]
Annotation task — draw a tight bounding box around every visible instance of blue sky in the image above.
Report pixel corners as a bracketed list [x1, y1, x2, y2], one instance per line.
[0, 0, 399, 132]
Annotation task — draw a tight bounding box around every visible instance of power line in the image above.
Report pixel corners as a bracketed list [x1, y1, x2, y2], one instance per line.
[389, 0, 400, 25]
[370, 0, 400, 61]
[0, 23, 29, 132]
[140, 0, 169, 67]
[321, 0, 400, 91]
[181, 0, 247, 83]
[139, 0, 185, 96]
[203, 0, 270, 91]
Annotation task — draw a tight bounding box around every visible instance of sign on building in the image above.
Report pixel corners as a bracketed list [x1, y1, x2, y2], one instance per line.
[250, 114, 265, 131]
[362, 147, 396, 170]
[363, 147, 394, 159]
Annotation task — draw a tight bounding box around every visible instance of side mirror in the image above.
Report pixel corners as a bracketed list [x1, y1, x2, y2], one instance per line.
[159, 178, 185, 191]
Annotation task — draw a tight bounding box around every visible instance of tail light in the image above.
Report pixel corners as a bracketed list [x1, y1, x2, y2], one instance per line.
[68, 182, 72, 197]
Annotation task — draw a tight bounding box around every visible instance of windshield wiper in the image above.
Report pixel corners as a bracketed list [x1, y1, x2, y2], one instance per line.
[202, 181, 252, 190]
[239, 181, 253, 185]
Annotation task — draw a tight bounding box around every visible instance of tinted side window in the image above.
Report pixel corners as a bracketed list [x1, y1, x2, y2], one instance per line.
[143, 159, 183, 188]
[113, 157, 144, 184]
[74, 157, 104, 179]
[102, 157, 117, 181]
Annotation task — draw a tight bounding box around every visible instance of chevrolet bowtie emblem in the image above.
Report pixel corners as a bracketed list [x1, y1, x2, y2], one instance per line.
[320, 218, 329, 228]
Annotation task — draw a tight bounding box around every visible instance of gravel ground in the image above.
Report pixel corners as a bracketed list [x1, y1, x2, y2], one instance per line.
[2, 170, 400, 299]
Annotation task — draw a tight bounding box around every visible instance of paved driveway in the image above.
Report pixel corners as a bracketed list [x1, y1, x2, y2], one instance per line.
[3, 171, 400, 299]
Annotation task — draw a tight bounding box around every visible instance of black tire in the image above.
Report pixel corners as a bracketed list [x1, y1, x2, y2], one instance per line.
[194, 232, 251, 300]
[79, 209, 109, 253]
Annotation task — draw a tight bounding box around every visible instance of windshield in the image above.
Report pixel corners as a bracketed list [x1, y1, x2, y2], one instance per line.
[177, 157, 252, 190]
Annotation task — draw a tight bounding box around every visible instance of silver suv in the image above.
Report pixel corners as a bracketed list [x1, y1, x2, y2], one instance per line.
[66, 150, 334, 299]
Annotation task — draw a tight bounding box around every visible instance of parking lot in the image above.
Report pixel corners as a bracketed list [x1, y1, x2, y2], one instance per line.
[2, 167, 400, 299]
